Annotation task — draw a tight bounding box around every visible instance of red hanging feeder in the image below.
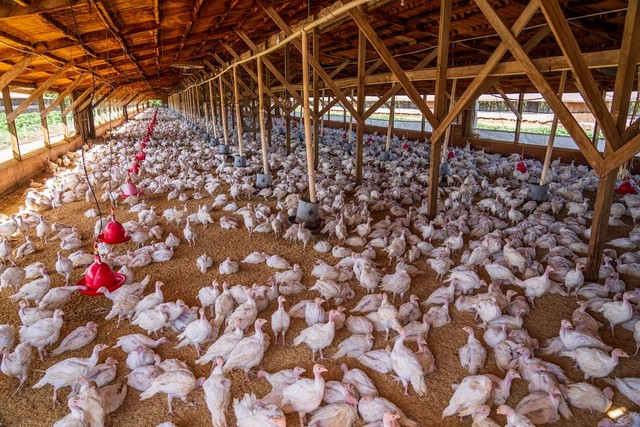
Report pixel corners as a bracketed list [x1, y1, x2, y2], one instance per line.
[135, 150, 146, 161]
[129, 161, 140, 174]
[120, 175, 142, 199]
[516, 161, 527, 173]
[615, 179, 637, 195]
[402, 143, 411, 151]
[447, 150, 455, 159]
[342, 131, 347, 139]
[98, 213, 131, 245]
[78, 253, 125, 296]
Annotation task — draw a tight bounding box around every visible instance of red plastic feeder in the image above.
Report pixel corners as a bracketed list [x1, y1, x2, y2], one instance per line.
[140, 142, 147, 149]
[447, 150, 455, 159]
[119, 177, 142, 199]
[129, 161, 140, 174]
[402, 143, 411, 151]
[516, 161, 527, 173]
[615, 179, 637, 195]
[135, 151, 146, 161]
[342, 132, 347, 139]
[98, 215, 131, 244]
[78, 254, 125, 296]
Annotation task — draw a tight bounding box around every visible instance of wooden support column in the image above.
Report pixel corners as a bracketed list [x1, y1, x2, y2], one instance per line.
[385, 96, 395, 151]
[219, 75, 229, 145]
[285, 44, 291, 155]
[195, 85, 201, 126]
[514, 90, 525, 145]
[540, 70, 567, 185]
[427, 0, 451, 218]
[38, 95, 50, 148]
[1, 86, 20, 160]
[441, 78, 458, 158]
[233, 66, 244, 155]
[313, 27, 320, 169]
[586, 0, 640, 279]
[258, 57, 269, 174]
[266, 68, 272, 146]
[301, 30, 317, 204]
[59, 96, 68, 139]
[355, 23, 366, 184]
[208, 80, 218, 139]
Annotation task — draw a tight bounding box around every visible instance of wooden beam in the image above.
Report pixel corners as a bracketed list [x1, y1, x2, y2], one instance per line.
[1, 86, 20, 160]
[474, 0, 603, 173]
[301, 30, 317, 204]
[0, 54, 36, 92]
[586, 172, 617, 279]
[313, 27, 320, 168]
[257, 56, 269, 174]
[38, 94, 49, 148]
[6, 63, 70, 123]
[328, 60, 350, 78]
[428, 1, 541, 146]
[539, 0, 621, 151]
[260, 3, 362, 124]
[355, 22, 366, 184]
[514, 90, 525, 145]
[363, 49, 439, 120]
[0, 0, 77, 19]
[350, 8, 438, 128]
[235, 29, 303, 105]
[540, 70, 567, 185]
[40, 74, 88, 118]
[62, 84, 94, 117]
[494, 84, 522, 120]
[601, 133, 640, 176]
[427, 0, 451, 218]
[233, 66, 244, 155]
[219, 74, 229, 145]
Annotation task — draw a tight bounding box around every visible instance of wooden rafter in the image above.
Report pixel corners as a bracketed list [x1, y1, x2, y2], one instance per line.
[0, 53, 36, 92]
[40, 73, 88, 118]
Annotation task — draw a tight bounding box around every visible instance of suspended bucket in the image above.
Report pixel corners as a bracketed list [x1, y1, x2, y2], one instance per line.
[135, 151, 146, 161]
[256, 173, 273, 188]
[234, 155, 247, 168]
[98, 215, 131, 245]
[516, 161, 527, 173]
[129, 161, 140, 175]
[529, 183, 549, 202]
[380, 150, 392, 161]
[78, 254, 125, 296]
[447, 150, 455, 159]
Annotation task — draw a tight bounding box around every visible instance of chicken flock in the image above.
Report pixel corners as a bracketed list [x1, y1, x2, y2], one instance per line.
[0, 108, 639, 427]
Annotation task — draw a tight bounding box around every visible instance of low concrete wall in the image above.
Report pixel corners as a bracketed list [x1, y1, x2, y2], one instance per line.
[0, 117, 125, 197]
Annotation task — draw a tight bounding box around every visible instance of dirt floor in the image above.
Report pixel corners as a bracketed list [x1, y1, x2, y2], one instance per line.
[0, 130, 639, 427]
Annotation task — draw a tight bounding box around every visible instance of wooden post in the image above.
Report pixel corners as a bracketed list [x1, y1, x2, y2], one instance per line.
[386, 96, 395, 151]
[302, 30, 317, 203]
[38, 95, 51, 148]
[355, 24, 366, 184]
[441, 78, 458, 158]
[208, 80, 218, 138]
[219, 75, 229, 145]
[428, 0, 452, 218]
[586, 0, 640, 279]
[251, 77, 257, 142]
[540, 70, 567, 185]
[313, 27, 320, 168]
[285, 44, 291, 155]
[1, 86, 20, 160]
[348, 90, 354, 144]
[60, 96, 68, 138]
[420, 94, 427, 133]
[514, 90, 525, 145]
[258, 57, 269, 174]
[195, 85, 201, 126]
[204, 103, 209, 134]
[266, 68, 272, 146]
[321, 89, 326, 133]
[233, 66, 244, 155]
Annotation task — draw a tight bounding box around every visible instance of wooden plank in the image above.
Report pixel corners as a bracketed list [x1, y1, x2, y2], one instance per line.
[0, 0, 75, 19]
[218, 74, 229, 145]
[233, 65, 244, 155]
[611, 0, 640, 134]
[428, 0, 541, 145]
[235, 29, 303, 105]
[385, 95, 395, 150]
[328, 60, 349, 78]
[494, 84, 521, 120]
[474, 0, 603, 173]
[427, 0, 451, 217]
[313, 27, 320, 168]
[1, 86, 20, 160]
[540, 70, 567, 185]
[601, 133, 640, 176]
[39, 74, 87, 118]
[539, 0, 621, 151]
[0, 54, 36, 92]
[355, 23, 366, 184]
[61, 84, 94, 117]
[301, 30, 317, 204]
[208, 80, 218, 138]
[261, 4, 362, 124]
[6, 63, 70, 123]
[585, 171, 617, 279]
[514, 90, 525, 145]
[257, 56, 269, 174]
[350, 8, 438, 128]
[363, 49, 439, 120]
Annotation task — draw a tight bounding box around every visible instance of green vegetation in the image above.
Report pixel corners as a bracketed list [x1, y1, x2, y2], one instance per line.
[0, 111, 63, 148]
[150, 99, 162, 107]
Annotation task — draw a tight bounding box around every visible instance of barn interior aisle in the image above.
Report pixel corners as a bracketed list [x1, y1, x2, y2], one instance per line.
[1, 0, 640, 426]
